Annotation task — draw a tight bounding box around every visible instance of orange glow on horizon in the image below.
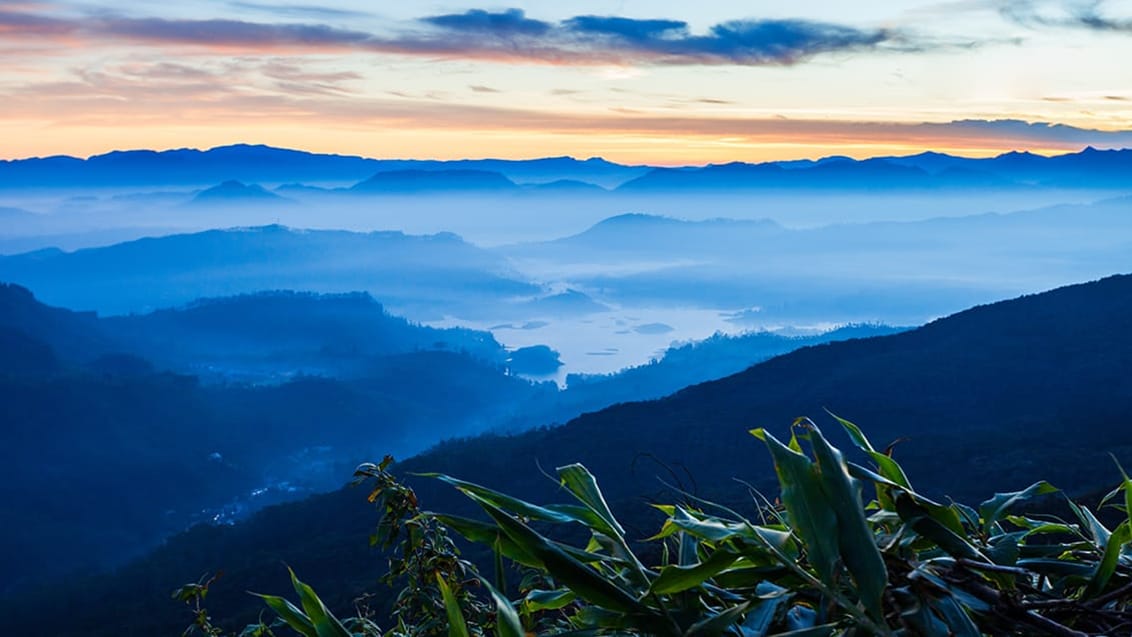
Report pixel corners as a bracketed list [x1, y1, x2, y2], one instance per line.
[0, 119, 1110, 165]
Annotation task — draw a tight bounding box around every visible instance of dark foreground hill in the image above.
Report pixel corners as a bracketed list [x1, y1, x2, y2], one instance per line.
[0, 284, 556, 596]
[11, 273, 1132, 636]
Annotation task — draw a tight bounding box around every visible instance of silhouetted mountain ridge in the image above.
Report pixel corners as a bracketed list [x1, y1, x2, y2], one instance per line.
[190, 180, 289, 205]
[619, 147, 1132, 191]
[0, 145, 646, 189]
[2, 144, 1130, 192]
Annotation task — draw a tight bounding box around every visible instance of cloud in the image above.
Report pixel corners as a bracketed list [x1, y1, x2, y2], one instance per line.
[0, 8, 74, 36]
[1000, 0, 1132, 32]
[469, 84, 500, 93]
[564, 16, 687, 41]
[93, 16, 375, 50]
[921, 118, 1132, 146]
[227, 2, 372, 20]
[3, 61, 1128, 155]
[0, 5, 908, 66]
[412, 10, 898, 65]
[421, 8, 551, 37]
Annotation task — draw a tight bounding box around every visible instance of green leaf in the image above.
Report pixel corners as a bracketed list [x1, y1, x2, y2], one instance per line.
[986, 532, 1023, 566]
[523, 588, 577, 612]
[829, 412, 875, 453]
[679, 530, 698, 567]
[1005, 516, 1082, 539]
[929, 595, 982, 637]
[478, 577, 523, 637]
[1085, 521, 1132, 597]
[1111, 454, 1132, 528]
[750, 428, 840, 587]
[287, 568, 352, 637]
[465, 491, 648, 615]
[807, 423, 888, 621]
[684, 602, 750, 637]
[425, 474, 576, 524]
[430, 513, 541, 568]
[649, 548, 741, 595]
[1068, 502, 1112, 551]
[252, 594, 316, 637]
[978, 481, 1058, 534]
[570, 606, 635, 629]
[847, 462, 965, 535]
[831, 412, 912, 489]
[661, 506, 794, 554]
[893, 490, 988, 563]
[431, 512, 621, 568]
[557, 464, 625, 537]
[435, 574, 470, 637]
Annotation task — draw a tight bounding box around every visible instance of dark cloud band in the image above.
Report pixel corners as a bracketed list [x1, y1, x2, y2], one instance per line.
[411, 10, 897, 65]
[0, 6, 903, 66]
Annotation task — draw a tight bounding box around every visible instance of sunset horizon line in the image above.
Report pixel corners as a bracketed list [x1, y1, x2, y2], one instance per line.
[4, 137, 1130, 167]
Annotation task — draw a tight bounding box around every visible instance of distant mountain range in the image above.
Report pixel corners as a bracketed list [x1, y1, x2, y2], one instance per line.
[0, 144, 647, 189]
[618, 147, 1132, 191]
[2, 144, 1131, 193]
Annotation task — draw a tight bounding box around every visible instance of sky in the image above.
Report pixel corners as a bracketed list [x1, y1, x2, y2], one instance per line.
[1, 0, 1131, 163]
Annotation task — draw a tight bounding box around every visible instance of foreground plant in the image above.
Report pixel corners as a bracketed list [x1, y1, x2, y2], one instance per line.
[184, 416, 1132, 635]
[410, 416, 1132, 635]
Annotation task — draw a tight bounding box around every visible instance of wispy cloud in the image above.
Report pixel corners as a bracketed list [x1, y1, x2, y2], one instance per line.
[1000, 0, 1132, 32]
[227, 2, 373, 20]
[3, 61, 1128, 153]
[917, 118, 1132, 146]
[0, 5, 911, 65]
[92, 15, 375, 51]
[0, 7, 73, 36]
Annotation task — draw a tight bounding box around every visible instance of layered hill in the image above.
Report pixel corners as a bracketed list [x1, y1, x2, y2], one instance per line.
[0, 225, 536, 317]
[350, 169, 518, 194]
[502, 200, 1132, 325]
